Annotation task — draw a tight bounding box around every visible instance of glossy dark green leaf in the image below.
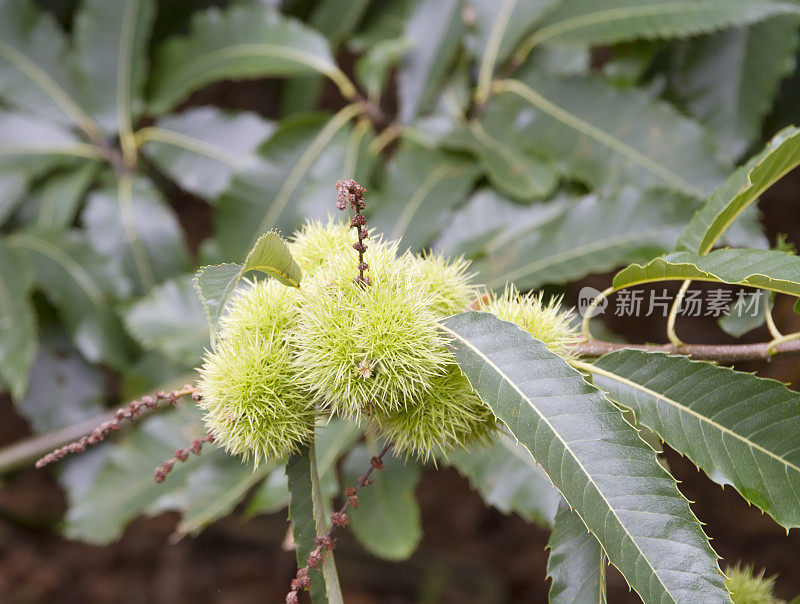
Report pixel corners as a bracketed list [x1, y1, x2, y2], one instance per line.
[677, 126, 800, 255]
[82, 176, 189, 294]
[287, 444, 343, 603]
[368, 139, 478, 249]
[442, 312, 729, 603]
[214, 111, 374, 259]
[547, 499, 607, 604]
[467, 187, 699, 290]
[149, 5, 348, 114]
[397, 0, 464, 122]
[125, 275, 208, 368]
[612, 249, 800, 298]
[670, 20, 799, 161]
[496, 74, 730, 197]
[0, 239, 36, 399]
[588, 350, 800, 529]
[342, 444, 422, 561]
[194, 231, 301, 342]
[9, 229, 132, 369]
[449, 434, 559, 527]
[141, 107, 275, 199]
[73, 0, 155, 133]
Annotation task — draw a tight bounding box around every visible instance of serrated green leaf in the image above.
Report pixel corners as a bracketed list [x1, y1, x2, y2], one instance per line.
[17, 331, 104, 433]
[215, 110, 373, 259]
[125, 274, 208, 368]
[82, 175, 189, 294]
[193, 231, 301, 343]
[0, 239, 36, 400]
[397, 0, 464, 122]
[448, 434, 559, 527]
[446, 120, 557, 202]
[613, 249, 800, 298]
[677, 126, 800, 255]
[587, 350, 800, 529]
[496, 74, 729, 197]
[8, 229, 132, 369]
[73, 0, 155, 134]
[670, 20, 799, 161]
[342, 444, 422, 561]
[193, 263, 242, 340]
[467, 187, 700, 290]
[149, 5, 349, 114]
[547, 499, 607, 604]
[176, 455, 273, 538]
[519, 0, 800, 55]
[368, 139, 478, 249]
[287, 444, 342, 604]
[0, 0, 97, 134]
[242, 230, 303, 288]
[141, 107, 275, 199]
[442, 312, 729, 604]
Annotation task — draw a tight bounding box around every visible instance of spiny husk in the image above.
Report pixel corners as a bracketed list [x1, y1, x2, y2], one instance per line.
[198, 279, 315, 465]
[377, 363, 497, 462]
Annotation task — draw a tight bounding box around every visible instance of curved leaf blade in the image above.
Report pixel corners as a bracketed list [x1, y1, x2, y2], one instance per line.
[0, 0, 94, 131]
[141, 107, 275, 199]
[287, 444, 342, 603]
[588, 350, 800, 529]
[669, 21, 800, 161]
[0, 240, 36, 399]
[73, 0, 155, 133]
[149, 5, 342, 114]
[496, 74, 729, 197]
[613, 249, 800, 298]
[547, 499, 607, 604]
[194, 231, 301, 343]
[467, 187, 700, 290]
[442, 312, 729, 604]
[526, 0, 800, 49]
[677, 126, 800, 254]
[449, 434, 560, 527]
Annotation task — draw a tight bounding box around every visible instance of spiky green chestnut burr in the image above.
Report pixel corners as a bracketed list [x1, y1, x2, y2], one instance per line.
[484, 286, 579, 359]
[198, 279, 316, 464]
[292, 246, 451, 420]
[378, 364, 496, 462]
[725, 564, 780, 604]
[288, 217, 354, 275]
[409, 252, 477, 316]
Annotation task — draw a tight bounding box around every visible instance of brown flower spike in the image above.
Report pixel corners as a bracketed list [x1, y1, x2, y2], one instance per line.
[335, 179, 370, 286]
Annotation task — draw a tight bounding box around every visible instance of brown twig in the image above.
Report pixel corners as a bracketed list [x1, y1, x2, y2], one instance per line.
[575, 338, 800, 364]
[286, 442, 392, 603]
[154, 433, 215, 483]
[336, 178, 370, 287]
[35, 385, 199, 469]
